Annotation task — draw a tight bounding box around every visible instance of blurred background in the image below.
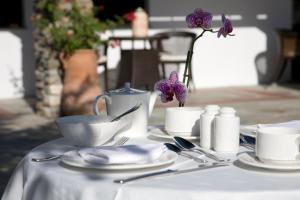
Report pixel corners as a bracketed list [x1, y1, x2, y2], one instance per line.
[0, 0, 299, 98]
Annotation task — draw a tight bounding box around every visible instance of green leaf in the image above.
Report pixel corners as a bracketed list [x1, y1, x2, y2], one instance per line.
[32, 0, 124, 55]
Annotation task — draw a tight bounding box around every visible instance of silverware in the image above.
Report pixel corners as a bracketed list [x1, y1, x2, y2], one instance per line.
[31, 155, 61, 162]
[164, 143, 207, 164]
[114, 162, 228, 184]
[174, 141, 204, 156]
[110, 136, 129, 147]
[240, 143, 255, 150]
[240, 135, 255, 150]
[31, 136, 129, 162]
[111, 103, 141, 122]
[174, 136, 230, 162]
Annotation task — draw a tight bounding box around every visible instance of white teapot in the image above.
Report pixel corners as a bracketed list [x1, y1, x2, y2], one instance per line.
[93, 83, 157, 137]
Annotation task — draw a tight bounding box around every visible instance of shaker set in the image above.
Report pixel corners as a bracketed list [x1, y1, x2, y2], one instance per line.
[200, 105, 240, 154]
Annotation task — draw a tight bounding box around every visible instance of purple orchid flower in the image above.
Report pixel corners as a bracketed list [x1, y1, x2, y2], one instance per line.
[186, 8, 212, 29]
[217, 14, 233, 38]
[186, 13, 198, 28]
[154, 71, 187, 104]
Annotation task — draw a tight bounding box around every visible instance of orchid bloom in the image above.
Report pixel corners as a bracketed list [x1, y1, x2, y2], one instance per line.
[154, 71, 187, 104]
[217, 14, 233, 38]
[155, 8, 234, 106]
[186, 8, 212, 29]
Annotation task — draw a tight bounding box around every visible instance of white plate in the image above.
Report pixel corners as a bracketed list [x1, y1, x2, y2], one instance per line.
[148, 125, 199, 140]
[237, 152, 300, 171]
[61, 149, 178, 170]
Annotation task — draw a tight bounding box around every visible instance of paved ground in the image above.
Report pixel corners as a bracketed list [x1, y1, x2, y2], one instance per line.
[1, 83, 300, 195]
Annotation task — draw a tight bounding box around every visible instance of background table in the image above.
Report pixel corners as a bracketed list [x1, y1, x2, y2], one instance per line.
[3, 137, 300, 200]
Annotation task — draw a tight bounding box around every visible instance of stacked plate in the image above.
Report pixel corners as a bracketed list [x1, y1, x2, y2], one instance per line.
[61, 145, 178, 171]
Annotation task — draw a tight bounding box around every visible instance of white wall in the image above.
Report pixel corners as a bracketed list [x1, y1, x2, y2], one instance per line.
[0, 32, 24, 98]
[0, 0, 35, 99]
[148, 0, 293, 88]
[191, 27, 265, 88]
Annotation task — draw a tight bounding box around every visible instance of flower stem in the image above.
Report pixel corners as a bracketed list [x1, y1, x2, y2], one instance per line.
[179, 29, 207, 107]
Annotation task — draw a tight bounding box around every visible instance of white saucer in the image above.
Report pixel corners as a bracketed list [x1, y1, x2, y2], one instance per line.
[61, 149, 178, 171]
[148, 125, 199, 140]
[237, 152, 300, 171]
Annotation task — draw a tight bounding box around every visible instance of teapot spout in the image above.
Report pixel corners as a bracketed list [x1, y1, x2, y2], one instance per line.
[148, 91, 158, 116]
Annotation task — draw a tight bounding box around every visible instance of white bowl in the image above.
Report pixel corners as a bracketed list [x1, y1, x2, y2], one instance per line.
[165, 107, 204, 136]
[56, 115, 130, 147]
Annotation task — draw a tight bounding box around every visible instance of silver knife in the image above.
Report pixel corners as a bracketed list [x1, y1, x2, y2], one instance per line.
[114, 163, 228, 184]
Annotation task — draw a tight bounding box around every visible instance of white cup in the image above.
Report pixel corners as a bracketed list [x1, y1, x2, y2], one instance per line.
[256, 127, 300, 164]
[165, 107, 204, 136]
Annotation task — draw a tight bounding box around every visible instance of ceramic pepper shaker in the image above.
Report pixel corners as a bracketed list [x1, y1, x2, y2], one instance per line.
[200, 105, 220, 149]
[213, 107, 240, 154]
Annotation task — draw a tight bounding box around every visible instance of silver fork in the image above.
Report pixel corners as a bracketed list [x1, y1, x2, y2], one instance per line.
[111, 136, 129, 146]
[31, 137, 130, 162]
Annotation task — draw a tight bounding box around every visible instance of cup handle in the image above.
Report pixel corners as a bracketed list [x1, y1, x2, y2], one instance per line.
[93, 94, 112, 115]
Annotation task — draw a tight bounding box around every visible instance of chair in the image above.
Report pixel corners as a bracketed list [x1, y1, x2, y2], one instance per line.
[273, 29, 300, 82]
[112, 36, 160, 91]
[98, 43, 109, 90]
[150, 31, 197, 80]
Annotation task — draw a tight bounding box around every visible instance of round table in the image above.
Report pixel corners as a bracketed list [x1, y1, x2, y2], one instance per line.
[3, 137, 300, 200]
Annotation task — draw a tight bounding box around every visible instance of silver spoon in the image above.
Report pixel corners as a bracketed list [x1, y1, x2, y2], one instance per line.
[164, 143, 207, 164]
[32, 155, 61, 162]
[110, 103, 141, 122]
[174, 136, 230, 162]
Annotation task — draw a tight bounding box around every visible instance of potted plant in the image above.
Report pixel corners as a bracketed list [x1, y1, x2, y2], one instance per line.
[32, 0, 122, 115]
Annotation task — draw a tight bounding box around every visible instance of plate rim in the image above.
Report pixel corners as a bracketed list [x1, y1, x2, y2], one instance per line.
[148, 125, 199, 140]
[237, 152, 300, 171]
[61, 149, 178, 170]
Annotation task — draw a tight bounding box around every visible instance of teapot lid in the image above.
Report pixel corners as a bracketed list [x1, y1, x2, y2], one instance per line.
[105, 82, 147, 95]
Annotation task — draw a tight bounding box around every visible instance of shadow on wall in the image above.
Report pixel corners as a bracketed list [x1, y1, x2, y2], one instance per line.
[148, 0, 293, 84]
[12, 29, 35, 97]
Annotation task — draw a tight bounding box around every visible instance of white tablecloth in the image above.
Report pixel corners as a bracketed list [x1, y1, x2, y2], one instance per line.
[2, 137, 300, 200]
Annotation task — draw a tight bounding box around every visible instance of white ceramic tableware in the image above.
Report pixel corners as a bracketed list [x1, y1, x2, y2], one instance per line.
[238, 152, 300, 171]
[213, 107, 240, 153]
[165, 107, 204, 137]
[240, 120, 300, 138]
[148, 125, 199, 140]
[56, 115, 129, 147]
[61, 150, 178, 170]
[256, 127, 300, 164]
[200, 105, 220, 149]
[93, 83, 157, 137]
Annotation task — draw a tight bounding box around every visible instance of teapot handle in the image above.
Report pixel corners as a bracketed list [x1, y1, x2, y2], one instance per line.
[93, 94, 112, 115]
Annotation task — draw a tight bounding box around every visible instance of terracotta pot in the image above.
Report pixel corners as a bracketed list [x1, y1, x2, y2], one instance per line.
[60, 49, 104, 115]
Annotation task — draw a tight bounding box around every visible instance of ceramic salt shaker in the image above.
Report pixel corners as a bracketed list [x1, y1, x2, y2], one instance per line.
[213, 107, 240, 154]
[200, 105, 220, 149]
